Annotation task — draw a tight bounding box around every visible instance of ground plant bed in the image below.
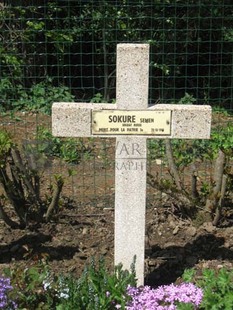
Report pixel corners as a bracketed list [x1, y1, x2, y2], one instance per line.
[0, 111, 232, 308]
[1, 202, 233, 287]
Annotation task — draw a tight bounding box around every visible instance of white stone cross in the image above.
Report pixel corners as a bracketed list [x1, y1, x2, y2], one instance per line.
[52, 44, 211, 285]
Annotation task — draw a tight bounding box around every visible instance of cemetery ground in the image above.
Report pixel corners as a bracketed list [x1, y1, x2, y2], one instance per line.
[0, 112, 233, 288]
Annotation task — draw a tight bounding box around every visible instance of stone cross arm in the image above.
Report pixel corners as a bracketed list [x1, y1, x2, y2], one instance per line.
[52, 102, 211, 139]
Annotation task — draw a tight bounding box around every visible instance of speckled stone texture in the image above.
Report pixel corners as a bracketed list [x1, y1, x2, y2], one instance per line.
[52, 103, 211, 139]
[114, 44, 149, 286]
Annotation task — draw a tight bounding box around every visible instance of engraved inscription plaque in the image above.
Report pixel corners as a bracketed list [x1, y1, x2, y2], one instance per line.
[92, 110, 171, 135]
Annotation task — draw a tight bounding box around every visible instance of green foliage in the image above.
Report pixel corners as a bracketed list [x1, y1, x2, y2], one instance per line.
[173, 122, 233, 164]
[90, 93, 105, 103]
[4, 262, 57, 309]
[13, 79, 75, 115]
[177, 93, 197, 105]
[36, 126, 92, 164]
[4, 257, 137, 310]
[182, 268, 233, 310]
[148, 113, 233, 222]
[182, 268, 197, 283]
[0, 78, 74, 114]
[0, 78, 16, 112]
[57, 257, 137, 310]
[0, 1, 232, 107]
[172, 139, 213, 167]
[200, 269, 233, 310]
[211, 123, 233, 157]
[212, 107, 231, 116]
[177, 303, 196, 310]
[148, 138, 209, 167]
[0, 128, 66, 227]
[199, 181, 212, 198]
[5, 261, 233, 310]
[148, 122, 233, 166]
[0, 130, 13, 166]
[148, 96, 232, 166]
[35, 127, 62, 158]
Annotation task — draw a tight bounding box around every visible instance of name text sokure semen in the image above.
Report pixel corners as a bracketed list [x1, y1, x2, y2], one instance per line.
[109, 115, 136, 123]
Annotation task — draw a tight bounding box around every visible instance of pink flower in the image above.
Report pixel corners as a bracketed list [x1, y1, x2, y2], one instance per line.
[126, 283, 203, 310]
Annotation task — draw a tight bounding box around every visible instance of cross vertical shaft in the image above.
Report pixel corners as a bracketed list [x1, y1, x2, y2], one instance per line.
[114, 44, 149, 285]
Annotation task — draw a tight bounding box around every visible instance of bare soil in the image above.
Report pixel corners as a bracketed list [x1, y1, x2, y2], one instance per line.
[0, 112, 233, 287]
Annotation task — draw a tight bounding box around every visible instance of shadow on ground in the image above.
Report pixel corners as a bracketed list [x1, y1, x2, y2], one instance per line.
[145, 233, 233, 286]
[0, 233, 80, 263]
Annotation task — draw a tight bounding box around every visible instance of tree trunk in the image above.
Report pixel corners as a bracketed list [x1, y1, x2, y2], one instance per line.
[0, 201, 20, 229]
[165, 139, 183, 191]
[45, 176, 64, 222]
[205, 149, 226, 225]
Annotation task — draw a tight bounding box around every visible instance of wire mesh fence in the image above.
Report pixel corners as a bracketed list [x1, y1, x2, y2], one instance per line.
[1, 1, 233, 108]
[0, 1, 232, 208]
